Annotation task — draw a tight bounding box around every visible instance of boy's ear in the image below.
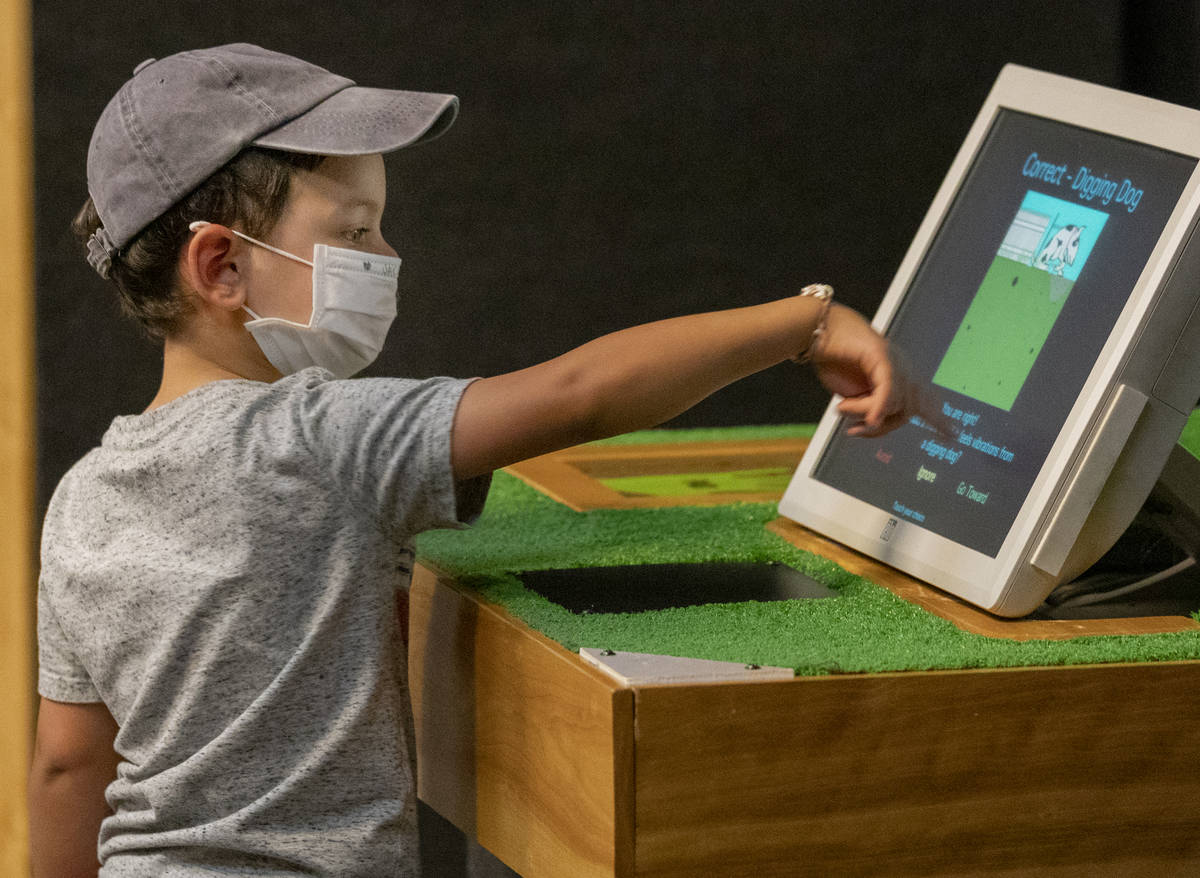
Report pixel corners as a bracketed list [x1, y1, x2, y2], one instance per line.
[181, 222, 245, 311]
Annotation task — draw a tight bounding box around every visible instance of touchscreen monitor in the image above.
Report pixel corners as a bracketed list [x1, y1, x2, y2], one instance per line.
[779, 65, 1200, 616]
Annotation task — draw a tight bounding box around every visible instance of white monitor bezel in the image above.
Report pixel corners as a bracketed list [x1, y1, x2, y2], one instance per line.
[778, 64, 1200, 614]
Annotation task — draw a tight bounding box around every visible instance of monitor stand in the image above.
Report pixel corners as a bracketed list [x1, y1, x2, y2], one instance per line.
[1035, 442, 1200, 620]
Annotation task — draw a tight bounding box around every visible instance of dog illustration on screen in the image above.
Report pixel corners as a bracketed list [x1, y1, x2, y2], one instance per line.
[1034, 224, 1084, 276]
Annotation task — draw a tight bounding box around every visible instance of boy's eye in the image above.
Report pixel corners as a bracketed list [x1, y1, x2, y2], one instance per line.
[346, 228, 370, 243]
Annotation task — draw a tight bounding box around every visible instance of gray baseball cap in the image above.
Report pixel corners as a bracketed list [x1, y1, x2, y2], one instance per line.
[85, 43, 458, 277]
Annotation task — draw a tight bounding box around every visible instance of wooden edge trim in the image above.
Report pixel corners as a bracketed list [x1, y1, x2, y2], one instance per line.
[504, 455, 618, 511]
[505, 437, 810, 511]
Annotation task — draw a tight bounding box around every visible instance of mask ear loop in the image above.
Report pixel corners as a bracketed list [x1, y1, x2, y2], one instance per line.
[188, 221, 315, 267]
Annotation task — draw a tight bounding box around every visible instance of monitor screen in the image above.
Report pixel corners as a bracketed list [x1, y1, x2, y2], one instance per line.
[810, 108, 1196, 557]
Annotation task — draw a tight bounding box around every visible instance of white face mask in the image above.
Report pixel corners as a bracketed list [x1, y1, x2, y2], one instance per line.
[188, 221, 400, 378]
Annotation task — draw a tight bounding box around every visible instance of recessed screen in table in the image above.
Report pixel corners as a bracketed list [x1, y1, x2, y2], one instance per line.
[813, 109, 1196, 556]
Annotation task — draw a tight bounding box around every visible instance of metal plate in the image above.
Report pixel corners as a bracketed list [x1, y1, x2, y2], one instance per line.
[580, 647, 794, 686]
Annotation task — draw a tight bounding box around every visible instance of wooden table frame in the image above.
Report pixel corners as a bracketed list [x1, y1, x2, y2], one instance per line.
[411, 564, 1200, 877]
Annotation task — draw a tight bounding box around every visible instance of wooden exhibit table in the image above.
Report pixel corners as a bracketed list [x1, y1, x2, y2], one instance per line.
[409, 439, 1200, 877]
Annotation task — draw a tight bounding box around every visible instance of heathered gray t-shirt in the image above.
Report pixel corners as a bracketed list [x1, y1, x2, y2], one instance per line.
[38, 367, 489, 876]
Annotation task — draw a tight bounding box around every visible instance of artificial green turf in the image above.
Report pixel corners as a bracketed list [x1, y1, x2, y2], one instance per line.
[415, 424, 1200, 676]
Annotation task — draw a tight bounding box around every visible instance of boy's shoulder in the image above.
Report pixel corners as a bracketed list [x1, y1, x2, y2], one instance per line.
[47, 369, 334, 500]
[101, 367, 336, 442]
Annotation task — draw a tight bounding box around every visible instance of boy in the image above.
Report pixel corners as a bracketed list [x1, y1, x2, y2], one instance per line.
[30, 44, 929, 876]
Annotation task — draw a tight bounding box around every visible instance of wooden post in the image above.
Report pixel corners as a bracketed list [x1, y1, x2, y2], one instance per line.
[410, 564, 636, 877]
[0, 0, 37, 871]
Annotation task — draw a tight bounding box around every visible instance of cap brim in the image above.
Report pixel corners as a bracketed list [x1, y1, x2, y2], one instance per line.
[251, 85, 458, 156]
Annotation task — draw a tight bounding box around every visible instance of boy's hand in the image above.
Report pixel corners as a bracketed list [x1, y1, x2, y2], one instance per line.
[811, 304, 946, 438]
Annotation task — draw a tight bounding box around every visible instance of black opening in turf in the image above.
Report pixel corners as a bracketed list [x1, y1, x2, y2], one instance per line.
[519, 561, 837, 615]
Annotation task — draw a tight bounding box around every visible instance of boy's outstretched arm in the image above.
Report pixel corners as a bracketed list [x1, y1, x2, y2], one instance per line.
[451, 295, 929, 481]
[28, 698, 120, 878]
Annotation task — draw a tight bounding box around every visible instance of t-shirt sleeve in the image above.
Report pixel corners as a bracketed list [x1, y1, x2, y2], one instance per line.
[293, 373, 491, 538]
[37, 579, 101, 703]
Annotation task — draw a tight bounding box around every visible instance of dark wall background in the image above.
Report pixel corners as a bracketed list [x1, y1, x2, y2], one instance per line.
[33, 1, 1198, 516]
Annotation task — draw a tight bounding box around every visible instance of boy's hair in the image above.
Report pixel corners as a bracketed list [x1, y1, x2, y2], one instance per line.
[73, 148, 324, 339]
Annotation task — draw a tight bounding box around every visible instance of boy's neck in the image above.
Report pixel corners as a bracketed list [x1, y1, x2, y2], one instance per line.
[146, 334, 280, 412]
